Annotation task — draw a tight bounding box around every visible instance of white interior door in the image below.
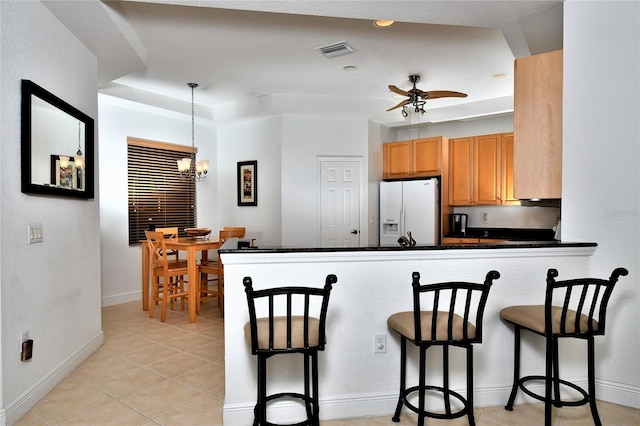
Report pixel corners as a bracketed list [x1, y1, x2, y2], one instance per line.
[318, 158, 362, 247]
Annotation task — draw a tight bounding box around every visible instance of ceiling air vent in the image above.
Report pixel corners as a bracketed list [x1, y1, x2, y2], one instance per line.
[316, 41, 355, 58]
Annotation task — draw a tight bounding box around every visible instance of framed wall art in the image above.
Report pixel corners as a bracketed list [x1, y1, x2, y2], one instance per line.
[237, 160, 257, 206]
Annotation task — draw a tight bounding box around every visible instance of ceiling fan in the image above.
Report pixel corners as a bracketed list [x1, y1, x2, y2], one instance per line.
[387, 74, 468, 117]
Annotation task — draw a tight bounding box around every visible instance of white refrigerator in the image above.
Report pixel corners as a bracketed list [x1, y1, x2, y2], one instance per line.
[380, 178, 440, 247]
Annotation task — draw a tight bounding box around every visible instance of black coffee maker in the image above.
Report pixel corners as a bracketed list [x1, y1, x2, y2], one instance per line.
[450, 213, 468, 236]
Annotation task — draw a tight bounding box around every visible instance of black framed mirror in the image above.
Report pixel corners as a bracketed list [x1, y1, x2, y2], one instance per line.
[21, 80, 94, 199]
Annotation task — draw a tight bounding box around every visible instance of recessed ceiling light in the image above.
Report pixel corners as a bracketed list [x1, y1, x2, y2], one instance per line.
[343, 65, 357, 71]
[491, 73, 507, 79]
[374, 20, 394, 28]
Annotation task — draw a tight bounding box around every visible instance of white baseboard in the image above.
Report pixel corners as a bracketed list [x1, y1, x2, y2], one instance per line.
[101, 290, 141, 307]
[223, 380, 640, 424]
[597, 379, 640, 409]
[0, 332, 104, 425]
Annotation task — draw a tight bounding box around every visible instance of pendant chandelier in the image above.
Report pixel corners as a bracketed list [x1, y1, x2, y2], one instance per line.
[58, 122, 84, 172]
[74, 121, 84, 171]
[177, 82, 209, 181]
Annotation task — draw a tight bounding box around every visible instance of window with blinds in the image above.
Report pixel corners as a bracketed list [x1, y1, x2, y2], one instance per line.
[127, 138, 197, 245]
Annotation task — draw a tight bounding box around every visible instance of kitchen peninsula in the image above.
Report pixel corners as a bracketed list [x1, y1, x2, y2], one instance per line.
[220, 241, 596, 424]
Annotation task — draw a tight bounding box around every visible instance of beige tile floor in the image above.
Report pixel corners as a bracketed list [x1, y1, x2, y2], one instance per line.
[16, 299, 640, 426]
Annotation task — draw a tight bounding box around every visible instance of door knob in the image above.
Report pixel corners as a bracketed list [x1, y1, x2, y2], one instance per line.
[350, 230, 359, 235]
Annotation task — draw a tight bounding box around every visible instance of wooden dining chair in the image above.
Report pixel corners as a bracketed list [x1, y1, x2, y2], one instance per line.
[199, 227, 246, 315]
[145, 230, 191, 322]
[155, 227, 180, 261]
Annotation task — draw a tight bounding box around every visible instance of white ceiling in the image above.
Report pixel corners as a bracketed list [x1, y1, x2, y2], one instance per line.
[43, 0, 563, 125]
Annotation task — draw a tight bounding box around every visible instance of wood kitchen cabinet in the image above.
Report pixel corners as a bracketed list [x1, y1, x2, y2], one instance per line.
[383, 137, 443, 179]
[514, 49, 563, 199]
[448, 133, 505, 206]
[501, 133, 520, 205]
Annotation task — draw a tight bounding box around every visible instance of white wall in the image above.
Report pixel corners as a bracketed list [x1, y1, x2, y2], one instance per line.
[281, 115, 370, 247]
[0, 2, 102, 423]
[392, 113, 515, 141]
[98, 96, 217, 306]
[216, 116, 282, 246]
[562, 0, 639, 400]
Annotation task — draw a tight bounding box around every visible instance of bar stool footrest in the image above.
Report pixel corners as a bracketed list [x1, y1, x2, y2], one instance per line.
[256, 392, 319, 426]
[519, 375, 589, 407]
[399, 385, 470, 420]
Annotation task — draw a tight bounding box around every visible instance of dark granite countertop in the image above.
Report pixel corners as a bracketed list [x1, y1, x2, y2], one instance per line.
[220, 240, 596, 254]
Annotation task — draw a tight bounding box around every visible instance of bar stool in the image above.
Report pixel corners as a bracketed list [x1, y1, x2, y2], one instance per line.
[243, 274, 338, 426]
[500, 267, 628, 426]
[387, 270, 499, 426]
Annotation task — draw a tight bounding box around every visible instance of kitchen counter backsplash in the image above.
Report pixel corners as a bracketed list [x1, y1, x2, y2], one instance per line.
[453, 205, 560, 229]
[451, 227, 556, 241]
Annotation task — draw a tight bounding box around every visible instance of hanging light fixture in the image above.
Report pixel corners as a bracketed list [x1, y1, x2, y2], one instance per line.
[58, 155, 70, 169]
[177, 82, 209, 181]
[74, 121, 84, 171]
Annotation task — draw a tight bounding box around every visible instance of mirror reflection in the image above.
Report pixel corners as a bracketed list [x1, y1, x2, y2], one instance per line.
[31, 95, 86, 190]
[21, 80, 94, 199]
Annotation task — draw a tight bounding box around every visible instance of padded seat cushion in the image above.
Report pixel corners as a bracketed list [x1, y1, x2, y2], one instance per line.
[500, 305, 599, 334]
[387, 311, 476, 341]
[244, 316, 321, 350]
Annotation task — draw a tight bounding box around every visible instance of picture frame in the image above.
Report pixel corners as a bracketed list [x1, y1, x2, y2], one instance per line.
[237, 160, 257, 206]
[50, 154, 80, 189]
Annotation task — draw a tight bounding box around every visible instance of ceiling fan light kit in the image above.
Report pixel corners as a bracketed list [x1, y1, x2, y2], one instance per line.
[388, 74, 467, 117]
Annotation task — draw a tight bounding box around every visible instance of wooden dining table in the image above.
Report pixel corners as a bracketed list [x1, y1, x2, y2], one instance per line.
[141, 236, 220, 322]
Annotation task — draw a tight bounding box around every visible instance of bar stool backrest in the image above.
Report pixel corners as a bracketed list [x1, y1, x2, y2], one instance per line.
[244, 274, 337, 354]
[411, 271, 499, 344]
[544, 267, 628, 336]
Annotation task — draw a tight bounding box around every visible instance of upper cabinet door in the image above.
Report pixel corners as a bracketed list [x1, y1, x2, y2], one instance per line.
[448, 137, 474, 205]
[383, 141, 412, 179]
[501, 133, 520, 205]
[413, 137, 442, 176]
[474, 133, 501, 205]
[514, 49, 563, 199]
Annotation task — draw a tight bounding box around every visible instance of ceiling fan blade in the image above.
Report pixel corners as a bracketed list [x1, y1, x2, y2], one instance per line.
[386, 99, 411, 111]
[422, 90, 468, 99]
[388, 85, 410, 97]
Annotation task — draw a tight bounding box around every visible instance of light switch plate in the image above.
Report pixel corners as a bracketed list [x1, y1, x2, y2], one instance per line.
[28, 223, 43, 244]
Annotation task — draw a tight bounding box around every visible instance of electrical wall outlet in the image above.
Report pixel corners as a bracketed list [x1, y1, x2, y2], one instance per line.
[374, 333, 387, 354]
[21, 331, 33, 361]
[21, 339, 33, 361]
